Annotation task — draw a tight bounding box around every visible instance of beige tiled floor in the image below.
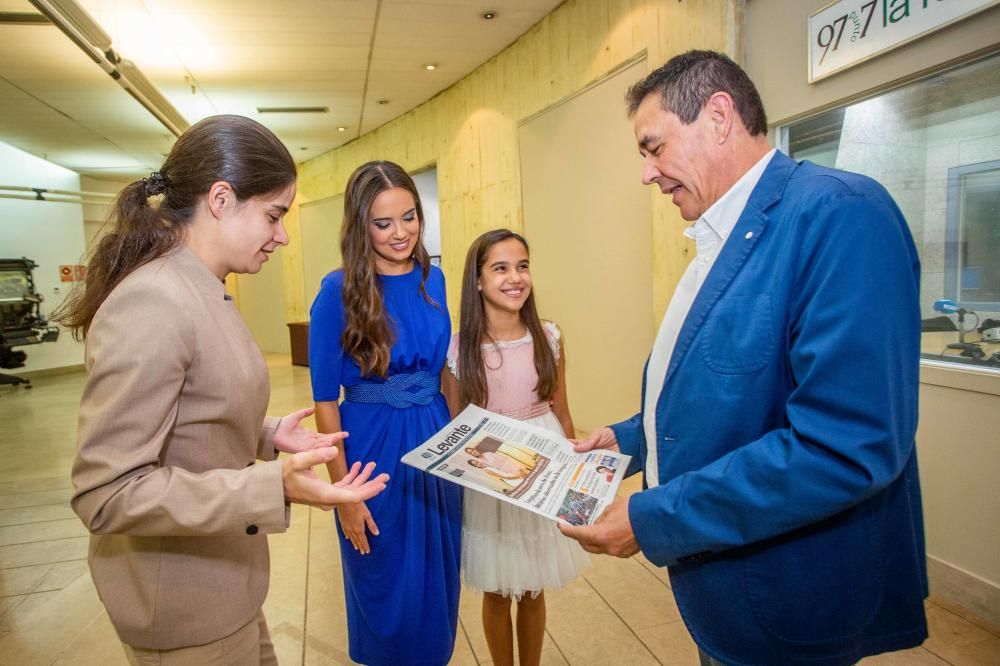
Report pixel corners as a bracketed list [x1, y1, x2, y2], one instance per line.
[1, 357, 997, 665]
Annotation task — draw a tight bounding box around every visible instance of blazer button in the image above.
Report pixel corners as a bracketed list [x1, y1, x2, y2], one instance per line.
[246, 525, 259, 535]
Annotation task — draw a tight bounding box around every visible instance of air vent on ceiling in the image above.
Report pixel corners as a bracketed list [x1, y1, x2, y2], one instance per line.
[256, 106, 329, 114]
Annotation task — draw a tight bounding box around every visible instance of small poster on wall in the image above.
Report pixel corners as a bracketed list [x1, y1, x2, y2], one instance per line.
[808, 0, 1000, 83]
[59, 265, 86, 282]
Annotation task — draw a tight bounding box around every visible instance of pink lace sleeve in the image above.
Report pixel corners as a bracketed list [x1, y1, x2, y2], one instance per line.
[446, 332, 461, 378]
[541, 321, 561, 362]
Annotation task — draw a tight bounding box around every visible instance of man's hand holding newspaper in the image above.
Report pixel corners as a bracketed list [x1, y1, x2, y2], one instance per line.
[401, 405, 632, 526]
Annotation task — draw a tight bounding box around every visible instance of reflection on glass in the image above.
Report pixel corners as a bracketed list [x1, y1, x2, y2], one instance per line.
[947, 163, 1000, 308]
[783, 53, 1000, 370]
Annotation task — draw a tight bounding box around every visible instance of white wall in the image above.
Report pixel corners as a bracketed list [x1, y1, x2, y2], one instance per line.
[300, 195, 344, 314]
[0, 140, 87, 372]
[235, 255, 289, 355]
[519, 59, 654, 433]
[79, 176, 130, 252]
[412, 168, 441, 258]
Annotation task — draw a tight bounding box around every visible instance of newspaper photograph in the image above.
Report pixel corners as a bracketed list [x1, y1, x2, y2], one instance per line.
[401, 405, 632, 525]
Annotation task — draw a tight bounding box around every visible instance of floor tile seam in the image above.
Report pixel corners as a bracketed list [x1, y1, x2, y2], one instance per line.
[543, 627, 569, 664]
[0, 534, 87, 548]
[0, 560, 90, 599]
[0, 516, 78, 528]
[932, 602, 1000, 641]
[580, 575, 664, 665]
[48, 605, 109, 663]
[300, 508, 312, 666]
[0, 556, 88, 571]
[0, 595, 28, 623]
[23, 562, 59, 597]
[0, 532, 89, 548]
[637, 559, 673, 590]
[0, 500, 71, 511]
[0, 582, 76, 599]
[0, 489, 73, 499]
[631, 558, 672, 591]
[922, 643, 960, 665]
[0, 480, 74, 493]
[456, 615, 481, 665]
[0, 591, 33, 601]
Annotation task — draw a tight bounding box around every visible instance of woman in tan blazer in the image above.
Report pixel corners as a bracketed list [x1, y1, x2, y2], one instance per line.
[59, 115, 388, 665]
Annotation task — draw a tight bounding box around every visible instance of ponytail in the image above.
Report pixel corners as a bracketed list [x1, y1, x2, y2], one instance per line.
[54, 178, 179, 338]
[53, 114, 296, 339]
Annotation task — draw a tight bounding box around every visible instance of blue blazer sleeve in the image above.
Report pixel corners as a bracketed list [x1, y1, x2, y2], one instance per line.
[308, 271, 346, 403]
[610, 357, 648, 478]
[610, 413, 645, 478]
[629, 187, 921, 566]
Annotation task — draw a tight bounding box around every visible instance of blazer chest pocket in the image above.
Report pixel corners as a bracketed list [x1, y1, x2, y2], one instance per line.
[699, 294, 774, 374]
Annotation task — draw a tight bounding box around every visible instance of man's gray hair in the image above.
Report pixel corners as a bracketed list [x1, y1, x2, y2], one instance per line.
[626, 50, 768, 136]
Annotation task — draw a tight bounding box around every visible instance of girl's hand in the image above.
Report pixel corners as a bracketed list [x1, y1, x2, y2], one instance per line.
[275, 407, 348, 454]
[337, 500, 380, 555]
[570, 426, 619, 453]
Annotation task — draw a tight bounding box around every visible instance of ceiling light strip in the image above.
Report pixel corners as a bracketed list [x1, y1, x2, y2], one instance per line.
[27, 0, 189, 137]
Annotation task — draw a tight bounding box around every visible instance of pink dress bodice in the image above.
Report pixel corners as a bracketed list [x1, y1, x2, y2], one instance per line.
[446, 321, 561, 419]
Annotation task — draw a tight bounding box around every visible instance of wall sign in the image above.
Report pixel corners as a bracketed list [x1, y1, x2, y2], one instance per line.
[59, 265, 86, 282]
[808, 0, 1000, 82]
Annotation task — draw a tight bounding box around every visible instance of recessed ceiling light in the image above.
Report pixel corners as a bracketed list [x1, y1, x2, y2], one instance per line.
[337, 126, 347, 132]
[424, 64, 437, 71]
[482, 10, 496, 20]
[377, 99, 390, 105]
[300, 147, 308, 150]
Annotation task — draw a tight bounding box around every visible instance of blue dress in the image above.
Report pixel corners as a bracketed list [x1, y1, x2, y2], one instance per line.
[308, 264, 462, 666]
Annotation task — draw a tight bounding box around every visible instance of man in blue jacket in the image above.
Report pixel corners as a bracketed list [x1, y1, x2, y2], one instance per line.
[560, 50, 928, 665]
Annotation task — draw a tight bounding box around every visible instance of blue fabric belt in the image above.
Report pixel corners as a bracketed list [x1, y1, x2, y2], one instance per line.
[343, 370, 440, 408]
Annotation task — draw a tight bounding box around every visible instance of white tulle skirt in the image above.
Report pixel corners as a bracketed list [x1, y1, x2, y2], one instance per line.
[461, 409, 590, 599]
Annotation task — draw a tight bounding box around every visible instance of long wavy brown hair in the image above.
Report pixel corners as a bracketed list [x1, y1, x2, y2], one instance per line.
[457, 229, 557, 408]
[340, 161, 434, 377]
[54, 115, 296, 338]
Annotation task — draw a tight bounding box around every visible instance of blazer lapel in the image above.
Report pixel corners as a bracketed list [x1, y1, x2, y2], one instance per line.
[660, 151, 798, 388]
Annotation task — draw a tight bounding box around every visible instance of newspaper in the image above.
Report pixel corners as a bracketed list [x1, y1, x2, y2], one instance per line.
[401, 405, 632, 526]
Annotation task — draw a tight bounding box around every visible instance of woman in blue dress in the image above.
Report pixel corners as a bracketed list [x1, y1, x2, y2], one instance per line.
[309, 160, 462, 665]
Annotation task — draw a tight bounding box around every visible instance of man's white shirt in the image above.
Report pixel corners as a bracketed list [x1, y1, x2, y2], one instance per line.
[641, 149, 776, 487]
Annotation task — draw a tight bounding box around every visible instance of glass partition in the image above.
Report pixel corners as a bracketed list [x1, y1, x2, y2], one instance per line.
[781, 53, 1000, 371]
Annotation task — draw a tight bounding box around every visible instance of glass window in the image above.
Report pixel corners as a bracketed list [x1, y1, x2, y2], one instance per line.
[947, 161, 1000, 309]
[781, 53, 1000, 371]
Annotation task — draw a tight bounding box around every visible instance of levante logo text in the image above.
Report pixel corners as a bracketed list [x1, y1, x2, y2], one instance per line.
[433, 425, 472, 455]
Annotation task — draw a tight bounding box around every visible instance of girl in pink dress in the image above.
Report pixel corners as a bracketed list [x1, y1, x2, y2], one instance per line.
[442, 229, 589, 666]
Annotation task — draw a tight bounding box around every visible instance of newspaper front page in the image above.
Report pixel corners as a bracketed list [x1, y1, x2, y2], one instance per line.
[401, 405, 631, 525]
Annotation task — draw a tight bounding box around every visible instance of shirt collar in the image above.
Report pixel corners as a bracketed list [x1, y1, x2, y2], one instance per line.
[686, 148, 777, 244]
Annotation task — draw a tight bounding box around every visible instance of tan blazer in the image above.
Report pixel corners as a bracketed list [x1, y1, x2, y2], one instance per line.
[71, 246, 288, 650]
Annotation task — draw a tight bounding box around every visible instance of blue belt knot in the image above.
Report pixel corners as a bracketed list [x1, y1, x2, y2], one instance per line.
[343, 370, 440, 409]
